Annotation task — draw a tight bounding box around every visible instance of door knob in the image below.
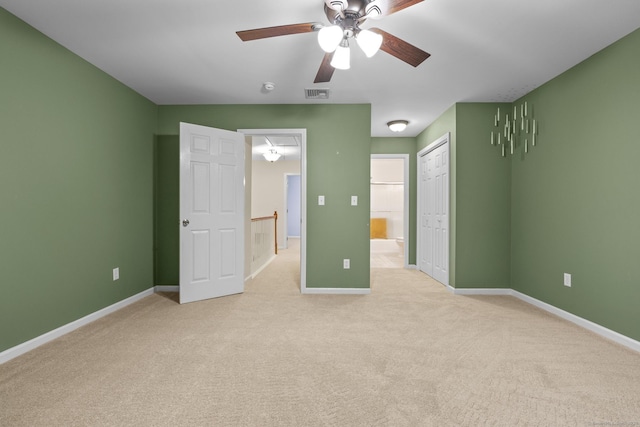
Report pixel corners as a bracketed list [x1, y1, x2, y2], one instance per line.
[182, 219, 190, 227]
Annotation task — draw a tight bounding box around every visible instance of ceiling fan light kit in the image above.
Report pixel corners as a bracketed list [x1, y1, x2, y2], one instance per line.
[331, 40, 351, 70]
[237, 0, 429, 83]
[318, 25, 343, 52]
[356, 29, 383, 57]
[388, 120, 409, 132]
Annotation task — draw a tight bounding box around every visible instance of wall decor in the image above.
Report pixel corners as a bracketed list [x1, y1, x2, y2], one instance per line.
[490, 102, 538, 157]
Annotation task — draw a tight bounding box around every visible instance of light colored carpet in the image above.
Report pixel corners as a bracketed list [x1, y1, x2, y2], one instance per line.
[2, 243, 640, 426]
[370, 251, 404, 269]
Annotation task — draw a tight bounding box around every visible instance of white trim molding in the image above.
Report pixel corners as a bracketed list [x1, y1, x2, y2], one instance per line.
[444, 285, 640, 354]
[301, 287, 371, 295]
[250, 254, 277, 280]
[451, 286, 512, 296]
[371, 154, 411, 268]
[0, 288, 155, 365]
[510, 289, 640, 353]
[239, 128, 307, 292]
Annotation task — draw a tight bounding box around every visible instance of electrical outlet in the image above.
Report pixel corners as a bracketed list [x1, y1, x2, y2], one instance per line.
[563, 273, 571, 287]
[113, 267, 120, 281]
[343, 259, 350, 269]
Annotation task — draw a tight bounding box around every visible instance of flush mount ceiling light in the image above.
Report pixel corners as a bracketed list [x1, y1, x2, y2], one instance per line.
[387, 120, 409, 132]
[263, 149, 281, 162]
[236, 0, 431, 84]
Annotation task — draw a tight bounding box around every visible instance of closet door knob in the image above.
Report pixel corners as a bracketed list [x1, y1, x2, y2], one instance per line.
[182, 219, 190, 227]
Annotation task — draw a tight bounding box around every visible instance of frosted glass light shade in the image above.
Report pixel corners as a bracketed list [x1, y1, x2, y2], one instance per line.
[356, 29, 383, 57]
[318, 25, 343, 53]
[331, 44, 350, 70]
[263, 150, 281, 162]
[387, 120, 408, 132]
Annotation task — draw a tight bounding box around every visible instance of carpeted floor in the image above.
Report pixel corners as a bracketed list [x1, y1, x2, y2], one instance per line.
[1, 242, 640, 426]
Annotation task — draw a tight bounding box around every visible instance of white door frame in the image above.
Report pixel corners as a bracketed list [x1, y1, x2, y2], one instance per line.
[239, 128, 307, 291]
[371, 154, 410, 268]
[417, 132, 450, 286]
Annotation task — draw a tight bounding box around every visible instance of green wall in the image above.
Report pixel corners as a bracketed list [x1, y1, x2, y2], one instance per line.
[0, 9, 158, 352]
[154, 136, 179, 285]
[3, 3, 638, 355]
[370, 137, 418, 265]
[416, 104, 511, 289]
[455, 103, 511, 288]
[156, 104, 372, 289]
[511, 28, 640, 340]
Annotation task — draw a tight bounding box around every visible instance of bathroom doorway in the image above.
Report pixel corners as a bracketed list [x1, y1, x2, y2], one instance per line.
[370, 154, 409, 269]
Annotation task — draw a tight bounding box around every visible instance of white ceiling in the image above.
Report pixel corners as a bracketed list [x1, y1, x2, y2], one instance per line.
[2, 0, 639, 137]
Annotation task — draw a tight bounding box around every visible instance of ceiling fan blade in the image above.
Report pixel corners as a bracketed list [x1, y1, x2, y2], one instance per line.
[314, 52, 336, 83]
[237, 23, 318, 41]
[370, 28, 430, 67]
[383, 0, 425, 16]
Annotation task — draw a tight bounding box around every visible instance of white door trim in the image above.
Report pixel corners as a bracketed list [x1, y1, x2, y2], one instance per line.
[417, 132, 450, 286]
[371, 154, 410, 268]
[239, 129, 307, 291]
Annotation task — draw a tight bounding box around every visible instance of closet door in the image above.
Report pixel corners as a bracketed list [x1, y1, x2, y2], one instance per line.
[432, 143, 449, 285]
[418, 134, 449, 286]
[419, 152, 434, 276]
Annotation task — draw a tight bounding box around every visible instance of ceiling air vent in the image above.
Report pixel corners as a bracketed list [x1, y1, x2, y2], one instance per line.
[305, 88, 330, 99]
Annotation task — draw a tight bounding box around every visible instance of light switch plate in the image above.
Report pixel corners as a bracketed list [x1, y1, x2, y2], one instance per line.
[564, 273, 571, 287]
[318, 195, 325, 206]
[343, 259, 350, 269]
[113, 267, 120, 281]
[351, 195, 358, 206]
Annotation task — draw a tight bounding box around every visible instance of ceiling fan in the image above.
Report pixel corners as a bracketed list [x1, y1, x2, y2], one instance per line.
[236, 0, 430, 83]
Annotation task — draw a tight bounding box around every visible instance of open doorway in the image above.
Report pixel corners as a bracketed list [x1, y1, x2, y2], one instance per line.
[370, 154, 409, 269]
[240, 129, 306, 290]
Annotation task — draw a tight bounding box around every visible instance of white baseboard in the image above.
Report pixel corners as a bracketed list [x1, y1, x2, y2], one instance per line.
[452, 287, 512, 296]
[250, 254, 277, 280]
[0, 288, 155, 365]
[302, 287, 371, 295]
[447, 285, 640, 354]
[406, 264, 418, 270]
[155, 285, 179, 292]
[510, 290, 640, 353]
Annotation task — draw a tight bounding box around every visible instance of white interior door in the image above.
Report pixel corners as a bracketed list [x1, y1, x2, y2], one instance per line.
[419, 153, 434, 275]
[432, 144, 449, 284]
[179, 122, 245, 304]
[417, 134, 449, 286]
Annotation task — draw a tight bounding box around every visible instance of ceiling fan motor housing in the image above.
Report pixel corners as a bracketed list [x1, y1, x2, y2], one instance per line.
[325, 0, 374, 38]
[325, 0, 370, 24]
